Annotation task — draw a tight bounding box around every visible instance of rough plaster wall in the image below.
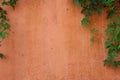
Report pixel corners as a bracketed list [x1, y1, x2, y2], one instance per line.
[0, 0, 120, 80]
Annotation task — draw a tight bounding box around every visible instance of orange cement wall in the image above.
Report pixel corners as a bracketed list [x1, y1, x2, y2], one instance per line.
[0, 0, 120, 80]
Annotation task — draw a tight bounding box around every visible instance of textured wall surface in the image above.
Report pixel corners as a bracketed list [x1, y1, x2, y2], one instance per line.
[0, 0, 120, 80]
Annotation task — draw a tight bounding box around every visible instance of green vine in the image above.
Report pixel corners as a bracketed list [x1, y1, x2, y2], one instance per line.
[75, 0, 120, 68]
[0, 0, 17, 59]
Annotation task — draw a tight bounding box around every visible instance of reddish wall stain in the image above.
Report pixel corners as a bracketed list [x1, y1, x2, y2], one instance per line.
[0, 0, 120, 80]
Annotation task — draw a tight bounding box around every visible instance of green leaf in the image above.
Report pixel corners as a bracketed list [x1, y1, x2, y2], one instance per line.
[118, 45, 120, 49]
[113, 61, 120, 68]
[105, 23, 115, 36]
[75, 0, 79, 6]
[107, 8, 116, 18]
[2, 0, 17, 9]
[108, 50, 117, 62]
[91, 28, 98, 34]
[0, 53, 5, 59]
[81, 17, 89, 27]
[0, 23, 10, 29]
[3, 23, 10, 29]
[81, 7, 88, 13]
[9, 0, 17, 9]
[114, 27, 120, 41]
[116, 17, 120, 24]
[105, 0, 115, 7]
[104, 60, 111, 66]
[0, 31, 8, 39]
[105, 39, 112, 48]
[79, 0, 86, 7]
[97, 6, 102, 15]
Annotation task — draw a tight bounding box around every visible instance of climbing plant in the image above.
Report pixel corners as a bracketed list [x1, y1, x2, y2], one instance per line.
[75, 0, 120, 68]
[0, 0, 17, 59]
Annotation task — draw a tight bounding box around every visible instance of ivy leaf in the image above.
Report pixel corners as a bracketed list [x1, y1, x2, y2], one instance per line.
[108, 51, 117, 62]
[97, 6, 102, 15]
[105, 0, 115, 7]
[79, 0, 86, 7]
[114, 27, 120, 41]
[107, 8, 116, 18]
[9, 0, 17, 9]
[116, 17, 120, 24]
[75, 0, 79, 6]
[2, 0, 17, 9]
[81, 7, 88, 13]
[104, 60, 111, 66]
[105, 23, 115, 36]
[81, 17, 89, 27]
[2, 0, 9, 6]
[0, 53, 5, 59]
[105, 39, 112, 48]
[91, 28, 98, 34]
[117, 17, 120, 22]
[118, 45, 120, 49]
[0, 31, 8, 39]
[3, 23, 10, 29]
[114, 61, 120, 68]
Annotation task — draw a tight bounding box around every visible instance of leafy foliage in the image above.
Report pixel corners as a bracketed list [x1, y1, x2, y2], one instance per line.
[2, 0, 17, 9]
[75, 0, 120, 68]
[0, 0, 17, 59]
